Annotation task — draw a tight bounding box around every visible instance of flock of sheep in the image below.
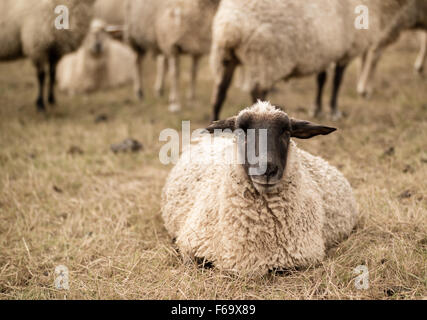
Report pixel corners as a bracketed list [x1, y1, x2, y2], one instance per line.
[1, 0, 426, 275]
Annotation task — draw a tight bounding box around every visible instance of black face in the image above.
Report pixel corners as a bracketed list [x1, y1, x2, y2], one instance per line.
[235, 111, 291, 190]
[206, 108, 337, 193]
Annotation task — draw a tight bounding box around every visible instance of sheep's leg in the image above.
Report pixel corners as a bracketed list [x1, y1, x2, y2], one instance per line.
[187, 54, 201, 101]
[312, 71, 327, 118]
[357, 47, 383, 99]
[358, 6, 413, 97]
[134, 52, 145, 100]
[168, 54, 181, 112]
[415, 31, 427, 74]
[329, 63, 347, 120]
[357, 52, 367, 83]
[210, 58, 238, 121]
[35, 63, 46, 112]
[154, 55, 167, 98]
[48, 57, 59, 105]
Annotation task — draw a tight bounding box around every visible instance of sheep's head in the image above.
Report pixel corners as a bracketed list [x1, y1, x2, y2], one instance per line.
[85, 19, 125, 56]
[84, 19, 109, 56]
[206, 101, 336, 193]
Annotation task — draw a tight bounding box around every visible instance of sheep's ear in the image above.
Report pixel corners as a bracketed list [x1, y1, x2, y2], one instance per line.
[206, 117, 237, 133]
[104, 25, 125, 41]
[290, 119, 336, 139]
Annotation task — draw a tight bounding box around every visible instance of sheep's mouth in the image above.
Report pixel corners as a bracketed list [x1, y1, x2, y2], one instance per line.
[251, 180, 279, 193]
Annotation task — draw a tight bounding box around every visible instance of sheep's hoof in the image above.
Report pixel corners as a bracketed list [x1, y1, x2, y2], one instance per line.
[168, 102, 181, 113]
[415, 66, 424, 77]
[36, 98, 45, 112]
[155, 88, 164, 98]
[186, 91, 196, 101]
[357, 86, 372, 99]
[136, 89, 144, 101]
[48, 95, 56, 105]
[330, 110, 343, 121]
[310, 108, 323, 119]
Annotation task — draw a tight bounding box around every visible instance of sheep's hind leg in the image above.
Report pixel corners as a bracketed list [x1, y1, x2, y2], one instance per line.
[415, 31, 426, 74]
[168, 54, 181, 112]
[134, 51, 146, 101]
[210, 58, 238, 121]
[48, 57, 59, 105]
[312, 71, 327, 118]
[330, 63, 347, 121]
[35, 63, 46, 112]
[187, 54, 201, 101]
[154, 54, 167, 98]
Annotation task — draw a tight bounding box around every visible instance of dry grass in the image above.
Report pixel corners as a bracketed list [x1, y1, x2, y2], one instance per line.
[0, 33, 426, 300]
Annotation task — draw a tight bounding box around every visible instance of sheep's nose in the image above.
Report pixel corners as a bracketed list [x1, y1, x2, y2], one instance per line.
[94, 43, 102, 53]
[264, 163, 278, 179]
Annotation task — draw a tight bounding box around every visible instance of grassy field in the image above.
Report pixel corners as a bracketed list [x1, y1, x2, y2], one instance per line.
[0, 33, 426, 300]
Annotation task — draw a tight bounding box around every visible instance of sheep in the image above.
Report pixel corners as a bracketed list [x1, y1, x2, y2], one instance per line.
[209, 0, 415, 121]
[126, 0, 221, 111]
[56, 19, 136, 95]
[161, 101, 358, 275]
[0, 0, 96, 111]
[357, 0, 427, 96]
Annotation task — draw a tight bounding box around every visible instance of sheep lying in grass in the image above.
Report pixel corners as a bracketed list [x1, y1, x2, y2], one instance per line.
[0, 0, 95, 111]
[161, 101, 358, 275]
[209, 0, 416, 121]
[358, 0, 427, 96]
[126, 0, 221, 111]
[57, 19, 136, 95]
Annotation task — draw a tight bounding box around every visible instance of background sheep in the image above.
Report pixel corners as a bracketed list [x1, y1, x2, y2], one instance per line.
[209, 0, 415, 121]
[57, 19, 136, 95]
[357, 0, 427, 96]
[126, 0, 221, 111]
[0, 0, 96, 111]
[161, 101, 358, 274]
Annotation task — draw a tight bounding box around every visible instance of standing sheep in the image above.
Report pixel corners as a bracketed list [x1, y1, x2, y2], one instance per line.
[126, 0, 221, 111]
[0, 0, 96, 111]
[357, 0, 427, 96]
[161, 101, 358, 274]
[57, 19, 136, 95]
[209, 0, 414, 121]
